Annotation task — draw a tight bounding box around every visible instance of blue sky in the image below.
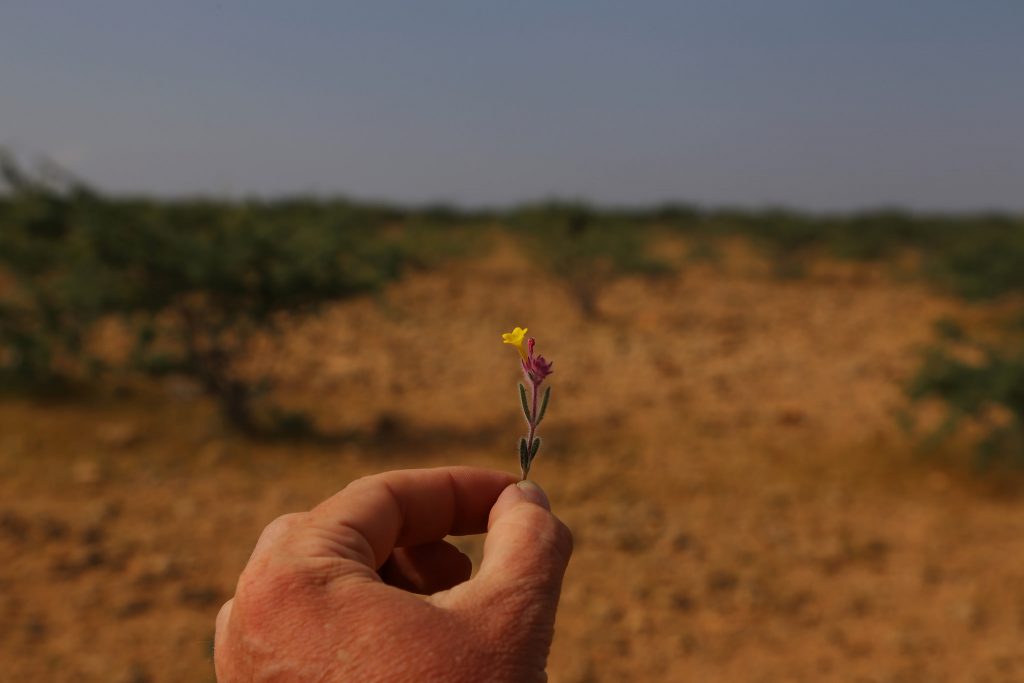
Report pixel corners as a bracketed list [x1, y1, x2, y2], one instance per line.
[1, 1, 1022, 210]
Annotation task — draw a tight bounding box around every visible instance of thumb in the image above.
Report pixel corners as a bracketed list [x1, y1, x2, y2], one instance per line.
[444, 480, 573, 633]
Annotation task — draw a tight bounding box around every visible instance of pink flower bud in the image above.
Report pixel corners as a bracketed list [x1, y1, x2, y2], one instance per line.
[529, 355, 553, 382]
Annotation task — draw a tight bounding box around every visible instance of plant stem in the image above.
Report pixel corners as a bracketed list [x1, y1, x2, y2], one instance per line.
[523, 380, 539, 480]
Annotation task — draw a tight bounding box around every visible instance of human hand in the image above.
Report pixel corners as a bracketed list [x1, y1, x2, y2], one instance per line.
[214, 467, 573, 682]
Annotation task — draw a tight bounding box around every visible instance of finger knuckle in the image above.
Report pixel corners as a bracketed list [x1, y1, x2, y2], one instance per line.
[264, 511, 306, 536]
[235, 560, 308, 616]
[345, 474, 380, 493]
[247, 512, 309, 566]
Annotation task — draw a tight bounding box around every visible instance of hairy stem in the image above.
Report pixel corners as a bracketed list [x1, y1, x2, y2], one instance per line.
[522, 380, 540, 480]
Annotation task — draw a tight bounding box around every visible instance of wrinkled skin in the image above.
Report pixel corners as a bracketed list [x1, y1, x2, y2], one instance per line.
[215, 467, 573, 682]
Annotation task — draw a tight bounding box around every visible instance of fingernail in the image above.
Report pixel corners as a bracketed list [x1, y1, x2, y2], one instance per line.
[516, 480, 551, 510]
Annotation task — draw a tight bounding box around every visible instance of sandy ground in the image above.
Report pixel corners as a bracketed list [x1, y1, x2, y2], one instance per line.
[2, 237, 1024, 682]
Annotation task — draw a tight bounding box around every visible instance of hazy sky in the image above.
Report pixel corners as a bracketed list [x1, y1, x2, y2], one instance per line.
[2, 2, 1022, 210]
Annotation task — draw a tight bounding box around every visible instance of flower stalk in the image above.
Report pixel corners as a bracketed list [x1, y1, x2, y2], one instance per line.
[502, 326, 553, 480]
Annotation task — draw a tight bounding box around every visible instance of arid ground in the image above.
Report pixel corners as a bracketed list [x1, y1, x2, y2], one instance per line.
[2, 237, 1023, 682]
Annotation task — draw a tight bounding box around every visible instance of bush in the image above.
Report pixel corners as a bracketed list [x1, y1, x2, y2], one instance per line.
[661, 206, 1024, 298]
[908, 332, 1024, 468]
[509, 201, 673, 316]
[921, 219, 1024, 300]
[0, 159, 409, 434]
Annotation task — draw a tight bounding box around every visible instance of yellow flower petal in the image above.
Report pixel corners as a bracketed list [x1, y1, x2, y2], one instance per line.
[502, 326, 528, 361]
[501, 326, 527, 344]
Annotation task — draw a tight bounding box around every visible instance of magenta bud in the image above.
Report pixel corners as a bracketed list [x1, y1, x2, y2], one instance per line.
[530, 355, 553, 382]
[527, 338, 536, 357]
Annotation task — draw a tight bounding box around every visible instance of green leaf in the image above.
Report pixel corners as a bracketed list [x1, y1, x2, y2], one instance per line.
[536, 386, 551, 425]
[519, 437, 530, 472]
[518, 383, 531, 422]
[530, 437, 541, 458]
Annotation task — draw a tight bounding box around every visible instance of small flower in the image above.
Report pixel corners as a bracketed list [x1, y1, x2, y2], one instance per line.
[502, 325, 554, 480]
[528, 354, 554, 383]
[502, 326, 528, 361]
[520, 336, 553, 383]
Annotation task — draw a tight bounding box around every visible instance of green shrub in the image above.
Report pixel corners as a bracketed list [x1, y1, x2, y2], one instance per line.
[908, 335, 1024, 468]
[0, 160, 409, 434]
[509, 201, 673, 316]
[658, 206, 1024, 298]
[922, 220, 1024, 300]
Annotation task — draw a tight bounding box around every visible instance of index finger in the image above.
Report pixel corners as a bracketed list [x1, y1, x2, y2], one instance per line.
[306, 467, 517, 571]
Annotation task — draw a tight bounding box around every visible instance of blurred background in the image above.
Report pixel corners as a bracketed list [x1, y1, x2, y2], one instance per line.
[2, 2, 1024, 682]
